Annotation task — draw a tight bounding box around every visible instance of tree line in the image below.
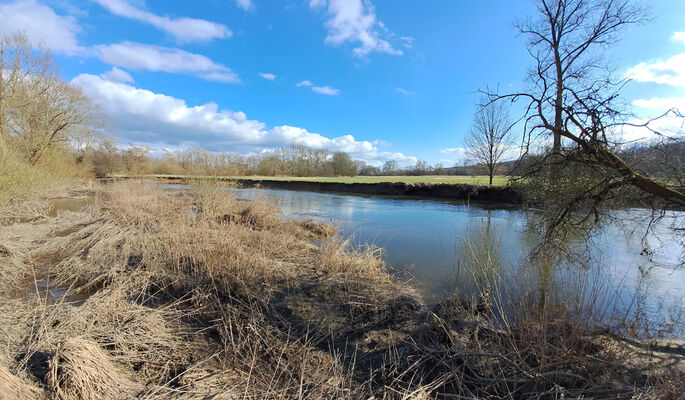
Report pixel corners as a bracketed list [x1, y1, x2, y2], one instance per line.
[87, 142, 475, 178]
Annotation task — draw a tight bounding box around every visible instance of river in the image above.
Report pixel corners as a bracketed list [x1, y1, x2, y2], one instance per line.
[163, 184, 685, 335]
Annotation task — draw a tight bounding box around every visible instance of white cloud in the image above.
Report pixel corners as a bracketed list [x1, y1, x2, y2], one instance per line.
[235, 0, 251, 10]
[71, 74, 413, 166]
[671, 32, 685, 44]
[259, 72, 276, 81]
[396, 88, 414, 95]
[626, 53, 685, 86]
[620, 97, 685, 141]
[95, 42, 239, 83]
[312, 86, 340, 95]
[101, 66, 134, 83]
[0, 0, 83, 55]
[310, 0, 402, 57]
[617, 116, 685, 142]
[93, 0, 231, 43]
[440, 147, 467, 155]
[632, 97, 685, 110]
[296, 80, 340, 95]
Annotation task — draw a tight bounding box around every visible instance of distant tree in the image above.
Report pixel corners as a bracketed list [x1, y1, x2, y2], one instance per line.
[122, 146, 150, 175]
[464, 100, 513, 185]
[382, 160, 397, 175]
[257, 155, 282, 176]
[89, 136, 123, 177]
[330, 152, 356, 176]
[311, 149, 329, 175]
[412, 160, 430, 175]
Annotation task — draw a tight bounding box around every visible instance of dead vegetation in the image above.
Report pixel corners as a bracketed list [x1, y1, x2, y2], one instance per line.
[0, 181, 682, 399]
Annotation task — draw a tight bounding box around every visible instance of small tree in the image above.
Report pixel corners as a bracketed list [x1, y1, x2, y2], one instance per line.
[464, 100, 513, 185]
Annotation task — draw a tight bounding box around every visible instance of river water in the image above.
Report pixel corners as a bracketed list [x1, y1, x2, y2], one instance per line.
[164, 185, 685, 334]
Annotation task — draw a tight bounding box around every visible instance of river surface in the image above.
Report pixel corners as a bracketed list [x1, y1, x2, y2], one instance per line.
[164, 185, 685, 335]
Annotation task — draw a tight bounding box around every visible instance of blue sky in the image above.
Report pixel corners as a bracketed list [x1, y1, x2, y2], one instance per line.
[1, 0, 684, 167]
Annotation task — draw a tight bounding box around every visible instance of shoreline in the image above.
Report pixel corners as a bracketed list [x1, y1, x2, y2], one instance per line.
[113, 175, 525, 204]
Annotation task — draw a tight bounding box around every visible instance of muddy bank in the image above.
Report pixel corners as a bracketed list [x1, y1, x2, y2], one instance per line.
[152, 176, 524, 203]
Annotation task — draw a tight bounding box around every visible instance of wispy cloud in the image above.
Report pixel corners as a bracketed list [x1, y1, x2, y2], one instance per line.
[440, 147, 466, 155]
[400, 36, 414, 49]
[309, 0, 402, 57]
[311, 86, 340, 95]
[234, 0, 251, 11]
[259, 72, 276, 81]
[396, 88, 414, 95]
[96, 42, 239, 83]
[309, 0, 326, 8]
[93, 0, 231, 43]
[0, 0, 83, 55]
[296, 80, 340, 95]
[671, 32, 685, 43]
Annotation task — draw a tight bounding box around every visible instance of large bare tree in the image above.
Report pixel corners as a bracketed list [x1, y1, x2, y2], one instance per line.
[484, 0, 684, 223]
[465, 100, 513, 185]
[0, 33, 100, 165]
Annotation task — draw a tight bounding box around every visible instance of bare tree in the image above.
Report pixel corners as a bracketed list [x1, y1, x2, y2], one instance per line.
[382, 160, 397, 175]
[484, 0, 685, 231]
[465, 100, 513, 185]
[1, 33, 100, 165]
[0, 33, 52, 151]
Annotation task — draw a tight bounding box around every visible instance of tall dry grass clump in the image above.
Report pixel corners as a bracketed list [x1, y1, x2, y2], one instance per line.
[47, 337, 142, 399]
[0, 181, 412, 399]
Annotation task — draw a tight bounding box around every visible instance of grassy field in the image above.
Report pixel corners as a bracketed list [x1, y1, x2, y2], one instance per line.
[134, 174, 512, 186]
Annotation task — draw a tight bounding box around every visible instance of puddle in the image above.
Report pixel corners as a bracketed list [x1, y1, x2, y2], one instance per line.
[48, 197, 92, 218]
[26, 278, 88, 305]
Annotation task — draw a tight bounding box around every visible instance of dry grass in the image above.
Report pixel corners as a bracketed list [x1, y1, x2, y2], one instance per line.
[0, 181, 682, 399]
[0, 181, 409, 399]
[0, 146, 91, 220]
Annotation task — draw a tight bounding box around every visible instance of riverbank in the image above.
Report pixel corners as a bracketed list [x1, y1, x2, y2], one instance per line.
[117, 174, 524, 204]
[1, 182, 682, 399]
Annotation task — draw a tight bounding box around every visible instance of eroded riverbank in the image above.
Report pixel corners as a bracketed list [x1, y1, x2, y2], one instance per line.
[127, 175, 525, 204]
[1, 182, 683, 399]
